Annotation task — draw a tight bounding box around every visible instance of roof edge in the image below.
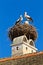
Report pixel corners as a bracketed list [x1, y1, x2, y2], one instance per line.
[0, 51, 43, 62]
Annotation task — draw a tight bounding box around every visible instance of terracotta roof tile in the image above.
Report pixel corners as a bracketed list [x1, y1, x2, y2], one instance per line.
[0, 52, 43, 62]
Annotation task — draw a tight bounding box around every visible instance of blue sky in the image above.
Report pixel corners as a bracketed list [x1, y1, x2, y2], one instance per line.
[0, 0, 43, 58]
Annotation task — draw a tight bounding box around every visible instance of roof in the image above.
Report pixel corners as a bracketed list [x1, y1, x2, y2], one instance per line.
[23, 41, 38, 50]
[11, 35, 28, 46]
[0, 52, 43, 62]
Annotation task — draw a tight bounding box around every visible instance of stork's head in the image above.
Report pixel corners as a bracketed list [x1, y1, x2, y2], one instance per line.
[24, 12, 27, 16]
[20, 15, 23, 21]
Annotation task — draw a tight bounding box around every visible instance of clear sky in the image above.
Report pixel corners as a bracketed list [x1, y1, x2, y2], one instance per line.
[0, 0, 43, 58]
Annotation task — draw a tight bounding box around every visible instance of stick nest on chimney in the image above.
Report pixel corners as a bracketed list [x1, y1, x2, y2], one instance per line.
[8, 24, 37, 41]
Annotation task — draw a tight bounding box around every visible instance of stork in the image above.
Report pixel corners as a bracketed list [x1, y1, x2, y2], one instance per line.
[24, 12, 33, 22]
[15, 15, 23, 25]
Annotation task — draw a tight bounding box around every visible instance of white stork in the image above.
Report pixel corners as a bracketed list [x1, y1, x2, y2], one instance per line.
[24, 12, 33, 22]
[15, 15, 23, 25]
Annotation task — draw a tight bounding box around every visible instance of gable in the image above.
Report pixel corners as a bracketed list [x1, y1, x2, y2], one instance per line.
[11, 35, 28, 46]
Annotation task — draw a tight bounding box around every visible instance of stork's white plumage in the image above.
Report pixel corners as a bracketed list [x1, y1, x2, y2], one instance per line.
[15, 15, 23, 25]
[24, 12, 30, 18]
[20, 15, 23, 21]
[24, 21, 29, 24]
[17, 15, 23, 21]
[24, 12, 33, 22]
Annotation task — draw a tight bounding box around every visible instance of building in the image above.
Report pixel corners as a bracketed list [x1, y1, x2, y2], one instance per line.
[11, 35, 38, 56]
[0, 12, 43, 65]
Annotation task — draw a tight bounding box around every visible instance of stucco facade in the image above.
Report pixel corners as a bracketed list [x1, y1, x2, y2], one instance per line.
[11, 35, 37, 56]
[12, 44, 23, 56]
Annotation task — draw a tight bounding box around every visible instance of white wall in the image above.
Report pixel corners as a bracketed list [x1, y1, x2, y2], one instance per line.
[12, 43, 37, 56]
[22, 44, 36, 55]
[12, 44, 23, 56]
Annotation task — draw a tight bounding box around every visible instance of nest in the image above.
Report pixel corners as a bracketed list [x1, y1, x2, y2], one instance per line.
[8, 24, 37, 41]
